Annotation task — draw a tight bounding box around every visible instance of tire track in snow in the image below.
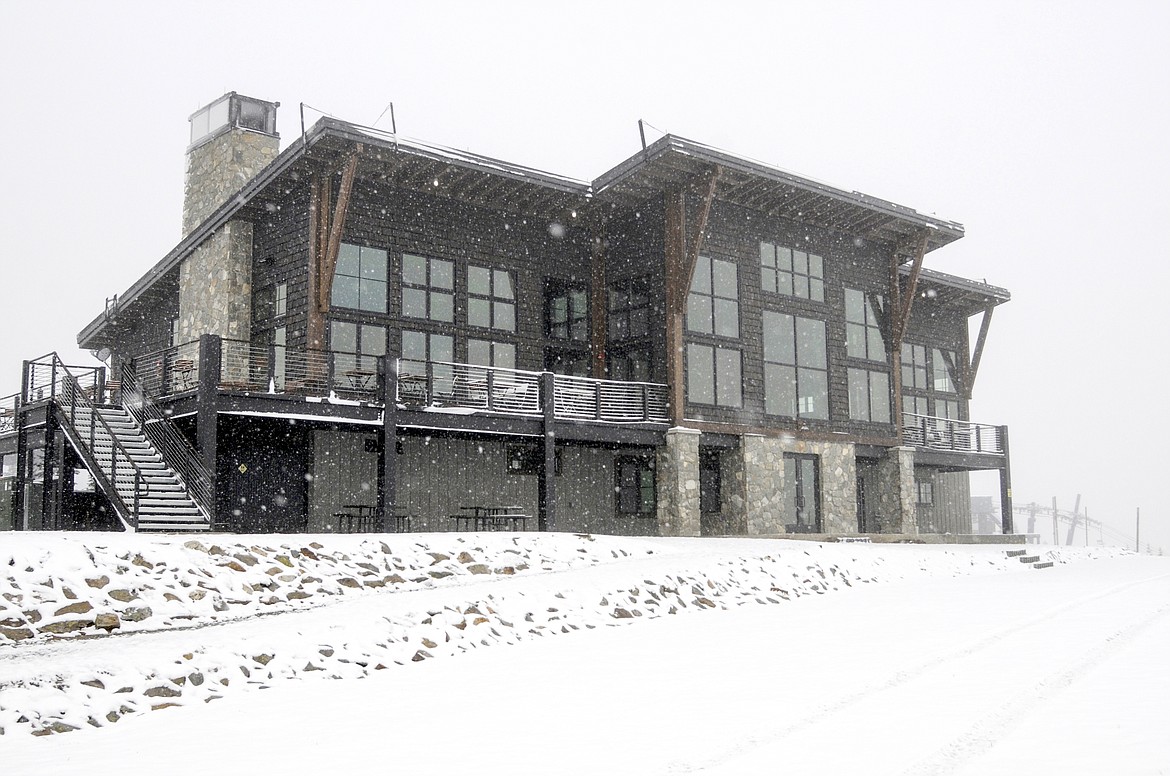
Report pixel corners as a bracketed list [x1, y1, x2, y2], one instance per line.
[670, 569, 1170, 774]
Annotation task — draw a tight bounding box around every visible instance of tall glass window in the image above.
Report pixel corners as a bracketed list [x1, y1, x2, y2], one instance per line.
[932, 348, 957, 393]
[468, 339, 516, 370]
[845, 289, 886, 361]
[848, 367, 891, 424]
[332, 243, 388, 313]
[762, 311, 828, 419]
[547, 284, 589, 341]
[687, 255, 739, 338]
[687, 343, 742, 407]
[468, 265, 516, 332]
[615, 456, 656, 515]
[330, 320, 386, 389]
[760, 242, 824, 302]
[902, 343, 928, 389]
[402, 254, 454, 323]
[609, 277, 651, 342]
[783, 454, 821, 532]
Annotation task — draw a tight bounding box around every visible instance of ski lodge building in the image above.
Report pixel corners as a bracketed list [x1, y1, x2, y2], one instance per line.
[0, 92, 1013, 538]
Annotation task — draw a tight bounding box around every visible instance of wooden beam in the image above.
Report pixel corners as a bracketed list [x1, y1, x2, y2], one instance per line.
[967, 305, 995, 398]
[664, 187, 687, 425]
[893, 231, 929, 345]
[306, 172, 329, 351]
[590, 219, 608, 379]
[682, 166, 722, 297]
[318, 146, 363, 312]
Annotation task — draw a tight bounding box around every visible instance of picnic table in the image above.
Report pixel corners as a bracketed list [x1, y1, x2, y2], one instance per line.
[449, 505, 531, 531]
[333, 504, 412, 533]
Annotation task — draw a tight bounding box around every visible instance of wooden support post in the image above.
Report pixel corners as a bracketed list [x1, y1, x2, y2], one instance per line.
[197, 334, 222, 530]
[306, 173, 329, 352]
[590, 222, 608, 379]
[540, 371, 557, 532]
[967, 306, 995, 399]
[889, 231, 929, 442]
[999, 425, 1013, 534]
[319, 147, 362, 311]
[377, 355, 397, 532]
[664, 188, 687, 425]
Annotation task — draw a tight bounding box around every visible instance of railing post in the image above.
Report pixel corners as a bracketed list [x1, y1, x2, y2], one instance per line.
[96, 366, 107, 407]
[267, 340, 277, 393]
[642, 384, 649, 422]
[594, 381, 603, 421]
[486, 369, 495, 412]
[426, 360, 434, 405]
[540, 371, 557, 532]
[197, 334, 222, 529]
[999, 425, 1013, 534]
[378, 354, 397, 532]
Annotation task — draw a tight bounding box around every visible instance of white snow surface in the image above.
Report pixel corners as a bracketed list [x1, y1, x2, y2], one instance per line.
[1, 532, 1166, 775]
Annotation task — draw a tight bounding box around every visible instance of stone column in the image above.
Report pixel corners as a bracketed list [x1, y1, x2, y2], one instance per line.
[656, 427, 701, 537]
[874, 446, 918, 534]
[741, 435, 786, 535]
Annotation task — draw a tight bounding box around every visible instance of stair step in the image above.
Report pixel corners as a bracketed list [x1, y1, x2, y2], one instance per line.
[1006, 549, 1028, 557]
[1033, 561, 1054, 569]
[1018, 555, 1040, 564]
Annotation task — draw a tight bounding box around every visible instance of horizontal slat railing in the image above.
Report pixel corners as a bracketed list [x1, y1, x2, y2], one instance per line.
[554, 374, 669, 423]
[902, 413, 1004, 455]
[397, 359, 542, 416]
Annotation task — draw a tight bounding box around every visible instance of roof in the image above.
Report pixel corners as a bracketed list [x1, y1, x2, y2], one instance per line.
[904, 266, 1011, 315]
[78, 118, 974, 349]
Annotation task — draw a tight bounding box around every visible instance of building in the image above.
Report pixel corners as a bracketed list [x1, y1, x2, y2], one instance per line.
[0, 92, 1013, 538]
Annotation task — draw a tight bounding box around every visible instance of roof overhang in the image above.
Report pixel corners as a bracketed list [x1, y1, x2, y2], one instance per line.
[904, 266, 1010, 316]
[592, 135, 964, 254]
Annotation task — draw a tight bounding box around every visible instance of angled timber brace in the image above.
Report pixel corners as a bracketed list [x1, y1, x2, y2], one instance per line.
[664, 165, 722, 424]
[306, 145, 363, 350]
[888, 230, 929, 441]
[958, 304, 996, 400]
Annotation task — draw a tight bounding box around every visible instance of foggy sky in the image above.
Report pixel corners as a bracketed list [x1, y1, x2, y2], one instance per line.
[2, 1, 1166, 550]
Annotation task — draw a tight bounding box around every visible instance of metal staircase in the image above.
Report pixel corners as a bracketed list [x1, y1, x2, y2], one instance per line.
[22, 354, 213, 532]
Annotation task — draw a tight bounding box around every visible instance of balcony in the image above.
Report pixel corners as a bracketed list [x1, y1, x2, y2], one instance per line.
[129, 339, 670, 425]
[901, 412, 1004, 455]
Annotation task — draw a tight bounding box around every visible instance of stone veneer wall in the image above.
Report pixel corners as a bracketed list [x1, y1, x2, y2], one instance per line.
[738, 435, 857, 534]
[656, 428, 701, 536]
[873, 446, 918, 534]
[177, 222, 254, 344]
[183, 129, 280, 237]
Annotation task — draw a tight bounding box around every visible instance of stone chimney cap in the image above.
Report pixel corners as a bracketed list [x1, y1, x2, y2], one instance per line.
[188, 92, 280, 150]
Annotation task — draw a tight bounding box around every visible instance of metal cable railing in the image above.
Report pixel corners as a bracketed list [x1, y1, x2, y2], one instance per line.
[25, 354, 146, 529]
[0, 392, 18, 435]
[902, 413, 1004, 455]
[397, 359, 542, 416]
[554, 374, 669, 423]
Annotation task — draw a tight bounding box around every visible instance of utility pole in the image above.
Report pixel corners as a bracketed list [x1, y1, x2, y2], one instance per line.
[1064, 494, 1082, 546]
[1084, 507, 1089, 547]
[1052, 497, 1059, 545]
[1136, 507, 1140, 553]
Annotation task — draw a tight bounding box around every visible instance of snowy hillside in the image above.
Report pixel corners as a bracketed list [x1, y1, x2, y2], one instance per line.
[1, 533, 1165, 775]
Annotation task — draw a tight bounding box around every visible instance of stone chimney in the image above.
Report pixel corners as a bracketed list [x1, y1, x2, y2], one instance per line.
[177, 93, 280, 345]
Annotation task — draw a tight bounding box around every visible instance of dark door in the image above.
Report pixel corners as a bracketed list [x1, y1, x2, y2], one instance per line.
[225, 442, 308, 533]
[856, 459, 879, 533]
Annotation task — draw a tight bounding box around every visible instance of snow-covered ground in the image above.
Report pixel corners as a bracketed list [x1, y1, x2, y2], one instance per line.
[1, 532, 1166, 775]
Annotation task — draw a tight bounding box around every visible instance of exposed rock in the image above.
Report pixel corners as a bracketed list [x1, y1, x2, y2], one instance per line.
[38, 619, 95, 634]
[0, 625, 35, 641]
[467, 564, 491, 575]
[496, 566, 516, 575]
[0, 615, 26, 628]
[86, 575, 111, 589]
[94, 613, 121, 631]
[363, 579, 386, 588]
[109, 589, 137, 603]
[286, 591, 311, 600]
[338, 577, 361, 588]
[386, 574, 407, 584]
[429, 571, 454, 579]
[183, 540, 208, 553]
[253, 654, 274, 665]
[189, 672, 204, 686]
[421, 638, 438, 648]
[299, 547, 319, 561]
[428, 552, 451, 565]
[275, 555, 293, 567]
[62, 586, 78, 600]
[221, 561, 247, 573]
[54, 601, 93, 617]
[121, 607, 153, 622]
[232, 553, 259, 567]
[164, 593, 181, 602]
[23, 609, 42, 624]
[411, 650, 432, 662]
[457, 551, 475, 564]
[132, 554, 155, 569]
[208, 545, 226, 556]
[612, 608, 635, 619]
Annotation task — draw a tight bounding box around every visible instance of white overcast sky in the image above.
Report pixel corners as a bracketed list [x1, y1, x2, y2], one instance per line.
[1, 1, 1166, 550]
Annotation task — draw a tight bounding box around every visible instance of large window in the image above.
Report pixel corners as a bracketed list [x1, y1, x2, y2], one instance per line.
[609, 347, 650, 382]
[609, 277, 651, 342]
[783, 454, 821, 532]
[330, 321, 386, 389]
[333, 243, 388, 313]
[902, 343, 928, 389]
[615, 456, 656, 515]
[760, 242, 824, 302]
[848, 367, 891, 424]
[762, 311, 828, 420]
[687, 343, 742, 407]
[468, 339, 516, 370]
[547, 283, 589, 341]
[402, 254, 454, 323]
[932, 348, 957, 394]
[400, 330, 454, 401]
[845, 289, 886, 361]
[687, 255, 739, 338]
[468, 265, 516, 332]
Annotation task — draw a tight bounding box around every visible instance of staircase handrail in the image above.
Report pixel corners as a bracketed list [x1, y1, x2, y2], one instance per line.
[120, 369, 214, 522]
[39, 354, 146, 530]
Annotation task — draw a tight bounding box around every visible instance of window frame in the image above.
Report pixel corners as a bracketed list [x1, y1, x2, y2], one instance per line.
[686, 255, 740, 339]
[760, 241, 825, 303]
[401, 253, 455, 323]
[615, 455, 656, 516]
[332, 242, 388, 314]
[468, 264, 517, 333]
[762, 310, 829, 420]
[686, 342, 743, 408]
[784, 453, 821, 532]
[848, 367, 892, 424]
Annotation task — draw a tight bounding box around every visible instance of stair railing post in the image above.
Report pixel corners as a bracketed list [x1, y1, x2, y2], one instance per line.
[197, 334, 222, 530]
